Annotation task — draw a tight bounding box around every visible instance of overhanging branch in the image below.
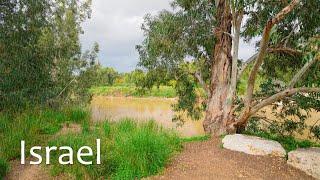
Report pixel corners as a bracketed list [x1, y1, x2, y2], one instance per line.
[232, 87, 320, 128]
[237, 48, 301, 82]
[244, 0, 300, 108]
[250, 87, 320, 116]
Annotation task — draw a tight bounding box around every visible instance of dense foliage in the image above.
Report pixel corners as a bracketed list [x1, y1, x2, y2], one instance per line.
[137, 0, 320, 137]
[0, 0, 98, 111]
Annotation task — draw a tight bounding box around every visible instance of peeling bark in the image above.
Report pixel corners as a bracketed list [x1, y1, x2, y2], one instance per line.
[203, 0, 233, 135]
[204, 0, 301, 134]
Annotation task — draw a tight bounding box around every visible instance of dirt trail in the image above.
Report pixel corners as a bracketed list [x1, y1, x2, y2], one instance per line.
[151, 138, 314, 180]
[5, 159, 51, 180]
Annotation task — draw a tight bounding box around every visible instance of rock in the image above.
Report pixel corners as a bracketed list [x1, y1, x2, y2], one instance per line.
[222, 134, 286, 157]
[287, 148, 320, 179]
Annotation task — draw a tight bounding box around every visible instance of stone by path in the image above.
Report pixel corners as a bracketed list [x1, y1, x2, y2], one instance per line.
[222, 134, 286, 157]
[288, 148, 320, 179]
[151, 138, 314, 180]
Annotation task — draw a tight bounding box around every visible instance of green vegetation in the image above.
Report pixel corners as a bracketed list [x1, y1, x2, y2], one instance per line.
[0, 108, 182, 179]
[0, 0, 97, 111]
[0, 108, 89, 161]
[181, 135, 211, 143]
[136, 0, 320, 135]
[245, 131, 320, 153]
[48, 120, 181, 179]
[0, 158, 9, 179]
[90, 85, 176, 98]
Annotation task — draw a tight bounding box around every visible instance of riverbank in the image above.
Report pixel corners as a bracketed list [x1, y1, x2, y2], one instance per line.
[2, 106, 319, 179]
[90, 85, 177, 98]
[0, 108, 182, 179]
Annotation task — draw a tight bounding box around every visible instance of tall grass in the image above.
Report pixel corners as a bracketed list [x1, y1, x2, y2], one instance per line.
[0, 109, 181, 179]
[48, 119, 182, 179]
[0, 158, 9, 179]
[0, 108, 90, 178]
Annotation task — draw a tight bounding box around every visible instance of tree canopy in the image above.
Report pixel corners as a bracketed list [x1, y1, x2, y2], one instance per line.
[0, 0, 98, 110]
[137, 0, 320, 137]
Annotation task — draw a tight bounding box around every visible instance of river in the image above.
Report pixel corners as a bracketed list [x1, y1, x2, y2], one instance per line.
[90, 96, 204, 137]
[91, 96, 319, 140]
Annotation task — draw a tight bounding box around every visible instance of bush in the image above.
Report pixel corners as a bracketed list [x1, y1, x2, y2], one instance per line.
[0, 158, 9, 179]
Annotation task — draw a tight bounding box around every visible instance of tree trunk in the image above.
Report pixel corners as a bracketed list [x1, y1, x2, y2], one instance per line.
[203, 0, 233, 135]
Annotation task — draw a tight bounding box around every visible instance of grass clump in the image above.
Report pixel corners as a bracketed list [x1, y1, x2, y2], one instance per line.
[48, 120, 182, 179]
[0, 158, 9, 179]
[181, 135, 211, 142]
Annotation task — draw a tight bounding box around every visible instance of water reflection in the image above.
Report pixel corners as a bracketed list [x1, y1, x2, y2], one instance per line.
[91, 96, 205, 137]
[91, 96, 319, 140]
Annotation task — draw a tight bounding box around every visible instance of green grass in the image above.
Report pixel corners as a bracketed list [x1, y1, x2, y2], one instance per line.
[0, 158, 9, 179]
[48, 119, 182, 179]
[0, 108, 182, 179]
[90, 85, 176, 98]
[0, 107, 90, 178]
[244, 131, 320, 152]
[181, 135, 211, 142]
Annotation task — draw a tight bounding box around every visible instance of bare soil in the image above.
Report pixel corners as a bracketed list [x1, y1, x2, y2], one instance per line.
[151, 138, 314, 180]
[5, 159, 52, 180]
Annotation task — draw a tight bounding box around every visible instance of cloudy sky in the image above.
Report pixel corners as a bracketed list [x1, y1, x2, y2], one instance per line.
[80, 0, 256, 72]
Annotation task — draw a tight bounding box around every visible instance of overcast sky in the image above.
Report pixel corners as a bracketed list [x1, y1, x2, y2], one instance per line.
[80, 0, 257, 72]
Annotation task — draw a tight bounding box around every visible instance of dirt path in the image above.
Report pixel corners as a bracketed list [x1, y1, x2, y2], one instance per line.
[5, 159, 51, 180]
[151, 138, 314, 180]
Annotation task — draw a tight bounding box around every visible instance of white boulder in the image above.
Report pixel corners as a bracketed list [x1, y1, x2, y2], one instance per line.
[288, 148, 320, 179]
[222, 134, 286, 157]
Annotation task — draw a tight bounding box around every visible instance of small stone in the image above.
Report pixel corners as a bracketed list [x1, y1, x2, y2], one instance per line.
[222, 134, 286, 157]
[287, 148, 320, 179]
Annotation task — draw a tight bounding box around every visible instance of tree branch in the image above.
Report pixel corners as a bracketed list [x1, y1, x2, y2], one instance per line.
[267, 47, 302, 56]
[232, 87, 320, 128]
[250, 87, 320, 116]
[194, 71, 210, 97]
[237, 47, 302, 81]
[237, 53, 258, 81]
[289, 53, 320, 88]
[228, 8, 243, 105]
[245, 0, 300, 109]
[283, 23, 298, 47]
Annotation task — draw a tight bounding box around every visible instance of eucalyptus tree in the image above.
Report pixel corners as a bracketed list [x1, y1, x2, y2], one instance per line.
[137, 0, 320, 135]
[0, 0, 94, 110]
[0, 0, 52, 110]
